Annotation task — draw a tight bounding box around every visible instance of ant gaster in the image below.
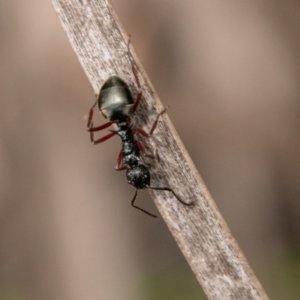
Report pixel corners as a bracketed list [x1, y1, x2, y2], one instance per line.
[87, 45, 192, 218]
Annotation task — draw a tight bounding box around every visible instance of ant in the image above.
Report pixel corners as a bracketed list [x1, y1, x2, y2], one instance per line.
[86, 42, 193, 218]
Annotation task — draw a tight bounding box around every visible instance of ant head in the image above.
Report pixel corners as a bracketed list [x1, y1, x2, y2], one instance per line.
[98, 76, 134, 121]
[126, 164, 150, 189]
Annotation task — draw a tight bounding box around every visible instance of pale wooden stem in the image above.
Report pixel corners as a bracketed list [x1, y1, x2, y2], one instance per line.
[51, 1, 269, 299]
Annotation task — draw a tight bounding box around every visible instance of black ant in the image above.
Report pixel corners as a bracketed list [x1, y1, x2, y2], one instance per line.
[86, 44, 193, 218]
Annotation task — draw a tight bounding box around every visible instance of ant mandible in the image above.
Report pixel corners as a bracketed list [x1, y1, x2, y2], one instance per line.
[86, 40, 193, 218]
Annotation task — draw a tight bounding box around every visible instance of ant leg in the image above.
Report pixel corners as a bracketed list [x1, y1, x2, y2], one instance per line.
[133, 107, 168, 137]
[92, 131, 116, 145]
[149, 107, 168, 135]
[88, 121, 115, 132]
[136, 141, 155, 159]
[87, 108, 94, 129]
[87, 99, 98, 128]
[149, 186, 194, 207]
[132, 91, 142, 114]
[131, 189, 158, 218]
[127, 37, 143, 114]
[87, 105, 115, 144]
[87, 102, 115, 144]
[88, 121, 115, 143]
[127, 36, 141, 88]
[130, 65, 142, 114]
[115, 150, 127, 171]
[87, 99, 115, 132]
[88, 119, 116, 144]
[87, 100, 115, 130]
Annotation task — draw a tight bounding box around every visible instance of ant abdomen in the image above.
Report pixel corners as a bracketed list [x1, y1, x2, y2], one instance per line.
[98, 76, 134, 121]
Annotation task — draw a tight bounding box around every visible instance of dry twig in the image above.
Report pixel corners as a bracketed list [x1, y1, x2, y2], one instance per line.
[51, 1, 269, 299]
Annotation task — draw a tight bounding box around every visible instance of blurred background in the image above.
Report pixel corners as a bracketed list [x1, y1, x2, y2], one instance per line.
[0, 1, 300, 299]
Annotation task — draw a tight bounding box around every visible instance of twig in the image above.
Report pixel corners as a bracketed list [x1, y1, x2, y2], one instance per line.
[51, 1, 269, 299]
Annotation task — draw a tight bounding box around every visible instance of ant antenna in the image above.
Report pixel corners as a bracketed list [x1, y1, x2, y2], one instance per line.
[131, 190, 158, 218]
[149, 187, 193, 207]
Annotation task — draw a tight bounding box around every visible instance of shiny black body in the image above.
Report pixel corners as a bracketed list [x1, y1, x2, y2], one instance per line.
[99, 76, 134, 121]
[87, 73, 193, 217]
[126, 164, 150, 189]
[115, 121, 140, 168]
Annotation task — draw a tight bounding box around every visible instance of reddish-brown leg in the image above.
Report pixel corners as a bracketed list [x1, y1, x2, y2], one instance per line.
[87, 108, 94, 128]
[87, 106, 114, 130]
[127, 37, 143, 114]
[133, 107, 168, 137]
[136, 141, 155, 159]
[87, 101, 116, 144]
[88, 121, 115, 132]
[91, 131, 116, 145]
[127, 37, 141, 88]
[115, 149, 127, 171]
[132, 91, 142, 114]
[88, 119, 116, 144]
[86, 98, 99, 128]
[130, 66, 142, 114]
[131, 64, 141, 89]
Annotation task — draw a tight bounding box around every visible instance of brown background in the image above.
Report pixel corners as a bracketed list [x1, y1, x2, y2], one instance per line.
[0, 1, 300, 299]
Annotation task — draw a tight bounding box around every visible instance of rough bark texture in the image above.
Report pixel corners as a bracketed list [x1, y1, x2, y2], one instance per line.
[51, 0, 270, 299]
